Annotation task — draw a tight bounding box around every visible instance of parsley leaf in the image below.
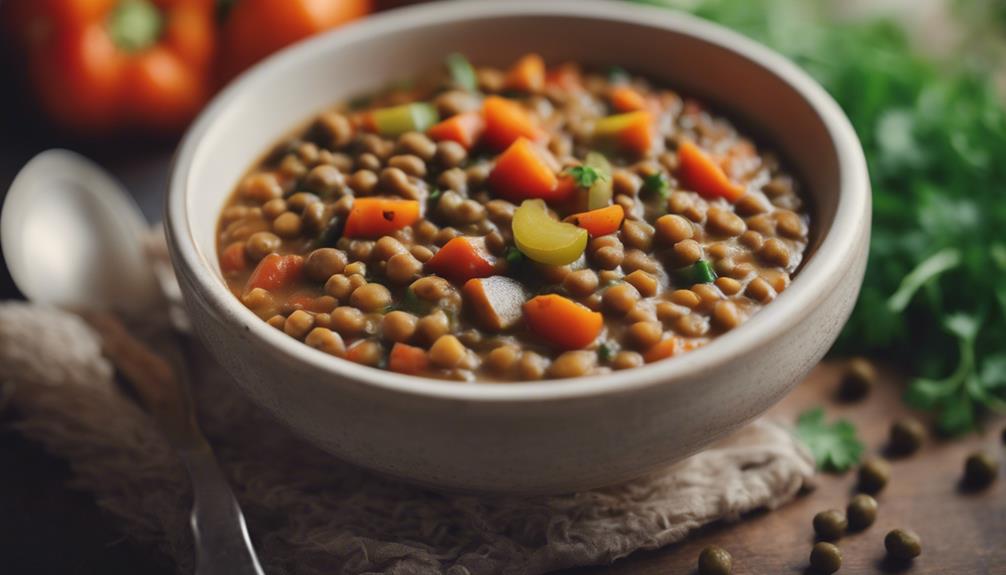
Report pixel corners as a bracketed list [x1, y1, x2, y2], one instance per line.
[794, 407, 864, 472]
[642, 173, 670, 197]
[566, 165, 608, 188]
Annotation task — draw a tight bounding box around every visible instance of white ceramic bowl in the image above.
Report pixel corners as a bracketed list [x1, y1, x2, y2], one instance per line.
[167, 0, 870, 494]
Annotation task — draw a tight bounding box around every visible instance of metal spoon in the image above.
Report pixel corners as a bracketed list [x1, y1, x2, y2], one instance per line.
[1, 149, 265, 575]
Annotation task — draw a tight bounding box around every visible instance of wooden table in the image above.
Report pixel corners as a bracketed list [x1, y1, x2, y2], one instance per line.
[563, 363, 1006, 575]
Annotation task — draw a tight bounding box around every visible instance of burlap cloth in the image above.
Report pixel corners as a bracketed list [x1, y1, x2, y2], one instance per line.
[0, 241, 814, 574]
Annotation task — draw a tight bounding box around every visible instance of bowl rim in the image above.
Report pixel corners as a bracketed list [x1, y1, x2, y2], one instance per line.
[167, 0, 870, 403]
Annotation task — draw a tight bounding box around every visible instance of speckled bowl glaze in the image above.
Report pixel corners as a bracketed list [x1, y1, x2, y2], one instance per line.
[166, 0, 870, 494]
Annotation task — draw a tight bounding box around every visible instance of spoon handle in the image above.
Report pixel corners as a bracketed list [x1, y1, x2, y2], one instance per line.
[181, 446, 266, 575]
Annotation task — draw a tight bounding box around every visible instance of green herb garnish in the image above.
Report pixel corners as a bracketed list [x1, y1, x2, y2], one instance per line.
[634, 0, 1006, 433]
[606, 65, 630, 84]
[794, 407, 864, 472]
[674, 260, 716, 285]
[597, 342, 615, 362]
[566, 165, 608, 189]
[427, 187, 444, 210]
[642, 173, 670, 198]
[445, 52, 478, 91]
[504, 246, 525, 268]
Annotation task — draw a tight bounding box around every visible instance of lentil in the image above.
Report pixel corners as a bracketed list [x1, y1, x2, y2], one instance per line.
[809, 542, 841, 574]
[884, 529, 922, 560]
[697, 546, 732, 575]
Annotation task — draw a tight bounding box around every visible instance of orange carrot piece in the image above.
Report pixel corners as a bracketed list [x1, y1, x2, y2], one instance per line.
[644, 336, 707, 362]
[462, 276, 527, 332]
[523, 294, 603, 350]
[676, 140, 746, 202]
[551, 175, 580, 205]
[617, 112, 654, 156]
[482, 96, 543, 150]
[426, 111, 485, 150]
[643, 337, 679, 363]
[388, 342, 430, 375]
[343, 197, 421, 239]
[220, 241, 248, 274]
[488, 138, 559, 203]
[504, 53, 546, 93]
[564, 204, 625, 237]
[610, 86, 647, 112]
[425, 236, 497, 284]
[545, 62, 582, 91]
[246, 253, 304, 293]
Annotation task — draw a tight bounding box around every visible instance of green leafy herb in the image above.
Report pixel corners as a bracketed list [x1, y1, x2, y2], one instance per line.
[634, 0, 1006, 433]
[446, 52, 478, 91]
[642, 173, 670, 198]
[606, 65, 630, 84]
[674, 260, 717, 285]
[394, 287, 431, 316]
[427, 187, 444, 210]
[566, 165, 608, 189]
[504, 246, 525, 268]
[794, 407, 864, 472]
[597, 342, 616, 362]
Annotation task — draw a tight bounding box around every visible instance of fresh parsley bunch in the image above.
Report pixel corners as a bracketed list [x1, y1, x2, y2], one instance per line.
[633, 0, 1006, 434]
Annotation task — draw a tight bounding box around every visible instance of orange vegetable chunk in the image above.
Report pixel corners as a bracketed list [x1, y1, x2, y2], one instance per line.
[564, 204, 625, 237]
[388, 342, 430, 375]
[425, 236, 497, 284]
[220, 241, 248, 274]
[482, 96, 543, 150]
[504, 53, 546, 93]
[426, 111, 485, 150]
[343, 197, 421, 239]
[676, 140, 746, 202]
[246, 253, 304, 293]
[524, 294, 603, 350]
[463, 276, 528, 332]
[610, 86, 647, 112]
[488, 138, 559, 202]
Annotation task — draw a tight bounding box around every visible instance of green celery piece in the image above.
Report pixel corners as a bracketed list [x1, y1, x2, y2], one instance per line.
[445, 53, 478, 91]
[372, 103, 439, 137]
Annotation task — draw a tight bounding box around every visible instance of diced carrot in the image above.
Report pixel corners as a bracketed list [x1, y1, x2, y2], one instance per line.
[564, 204, 625, 237]
[488, 138, 559, 202]
[617, 112, 654, 156]
[593, 111, 654, 156]
[425, 236, 497, 284]
[343, 197, 421, 239]
[462, 276, 527, 332]
[552, 175, 580, 205]
[220, 241, 248, 274]
[643, 337, 679, 363]
[644, 336, 707, 362]
[523, 294, 603, 350]
[545, 62, 582, 90]
[676, 140, 746, 202]
[388, 342, 430, 375]
[246, 254, 304, 293]
[610, 86, 647, 112]
[426, 111, 485, 150]
[504, 53, 546, 93]
[482, 96, 543, 150]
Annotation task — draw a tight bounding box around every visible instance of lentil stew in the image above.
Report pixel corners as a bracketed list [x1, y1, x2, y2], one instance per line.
[216, 54, 810, 382]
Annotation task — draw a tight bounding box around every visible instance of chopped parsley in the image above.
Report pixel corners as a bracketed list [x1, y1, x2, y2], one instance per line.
[566, 165, 608, 189]
[794, 407, 864, 472]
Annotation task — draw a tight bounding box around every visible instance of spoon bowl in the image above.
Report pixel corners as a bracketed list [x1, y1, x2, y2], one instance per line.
[1, 149, 160, 313]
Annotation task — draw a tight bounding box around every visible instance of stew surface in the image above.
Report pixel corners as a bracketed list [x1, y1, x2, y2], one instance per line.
[217, 54, 810, 382]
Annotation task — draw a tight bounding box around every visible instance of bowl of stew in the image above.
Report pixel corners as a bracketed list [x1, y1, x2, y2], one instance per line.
[167, 0, 870, 493]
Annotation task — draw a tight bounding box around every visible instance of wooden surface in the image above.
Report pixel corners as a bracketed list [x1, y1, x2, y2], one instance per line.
[563, 363, 1006, 575]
